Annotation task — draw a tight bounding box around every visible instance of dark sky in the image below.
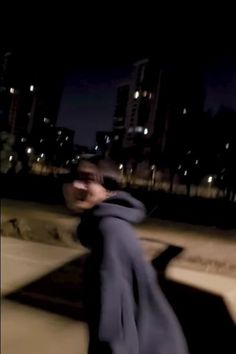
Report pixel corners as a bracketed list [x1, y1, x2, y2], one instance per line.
[2, 8, 236, 146]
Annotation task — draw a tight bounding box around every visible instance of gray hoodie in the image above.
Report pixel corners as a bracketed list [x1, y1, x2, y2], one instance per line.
[77, 191, 188, 354]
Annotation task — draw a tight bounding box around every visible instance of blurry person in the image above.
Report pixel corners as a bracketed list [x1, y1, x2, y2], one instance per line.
[63, 156, 188, 354]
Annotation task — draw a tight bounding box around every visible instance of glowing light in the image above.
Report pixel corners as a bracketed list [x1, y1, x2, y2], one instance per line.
[184, 170, 188, 176]
[9, 155, 13, 161]
[208, 176, 213, 183]
[134, 91, 140, 99]
[119, 164, 123, 170]
[10, 88, 15, 94]
[183, 108, 187, 115]
[30, 85, 34, 92]
[26, 147, 32, 154]
[144, 128, 148, 135]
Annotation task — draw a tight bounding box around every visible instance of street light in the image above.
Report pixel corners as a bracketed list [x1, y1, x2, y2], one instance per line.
[30, 85, 34, 92]
[26, 147, 33, 154]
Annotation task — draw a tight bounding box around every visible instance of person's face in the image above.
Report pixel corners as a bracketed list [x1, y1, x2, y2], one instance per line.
[63, 162, 109, 212]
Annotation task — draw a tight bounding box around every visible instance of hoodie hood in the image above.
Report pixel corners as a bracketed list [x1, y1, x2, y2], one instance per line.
[77, 191, 146, 248]
[93, 191, 146, 224]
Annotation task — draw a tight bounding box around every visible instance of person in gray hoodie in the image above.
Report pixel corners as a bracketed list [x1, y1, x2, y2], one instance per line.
[63, 156, 188, 354]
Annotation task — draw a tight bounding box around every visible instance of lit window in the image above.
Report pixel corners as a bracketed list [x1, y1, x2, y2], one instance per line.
[9, 155, 13, 161]
[225, 143, 230, 150]
[37, 157, 40, 162]
[195, 160, 199, 165]
[134, 91, 140, 99]
[30, 85, 34, 92]
[65, 136, 69, 141]
[184, 170, 188, 176]
[208, 176, 213, 183]
[119, 164, 123, 170]
[178, 165, 182, 170]
[144, 128, 148, 135]
[40, 153, 45, 158]
[183, 108, 187, 115]
[21, 137, 26, 143]
[10, 88, 15, 94]
[143, 91, 148, 97]
[26, 147, 33, 154]
[58, 130, 62, 135]
[135, 126, 143, 133]
[43, 117, 50, 124]
[95, 145, 98, 151]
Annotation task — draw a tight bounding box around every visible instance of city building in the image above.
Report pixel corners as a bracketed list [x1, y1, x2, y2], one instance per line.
[111, 59, 205, 166]
[0, 52, 63, 139]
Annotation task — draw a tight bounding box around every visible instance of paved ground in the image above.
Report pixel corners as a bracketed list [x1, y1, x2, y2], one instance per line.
[2, 199, 236, 354]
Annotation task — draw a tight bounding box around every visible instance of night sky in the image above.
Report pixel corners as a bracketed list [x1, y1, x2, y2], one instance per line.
[3, 10, 236, 147]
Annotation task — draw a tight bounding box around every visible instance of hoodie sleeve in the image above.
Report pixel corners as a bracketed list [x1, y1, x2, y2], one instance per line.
[97, 217, 123, 344]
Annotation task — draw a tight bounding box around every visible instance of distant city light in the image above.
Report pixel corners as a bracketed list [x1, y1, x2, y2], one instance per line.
[208, 176, 213, 183]
[40, 138, 44, 143]
[143, 91, 148, 97]
[40, 153, 45, 158]
[183, 108, 187, 115]
[95, 145, 98, 151]
[30, 85, 34, 92]
[21, 137, 26, 143]
[134, 91, 140, 99]
[9, 155, 13, 161]
[26, 147, 33, 154]
[114, 135, 119, 141]
[37, 157, 41, 162]
[65, 136, 69, 141]
[58, 130, 62, 135]
[178, 165, 182, 170]
[119, 164, 123, 170]
[106, 136, 110, 143]
[60, 142, 63, 147]
[195, 160, 199, 165]
[10, 88, 15, 94]
[76, 155, 80, 159]
[144, 128, 148, 135]
[135, 126, 143, 133]
[148, 93, 152, 99]
[43, 117, 50, 124]
[184, 170, 188, 176]
[225, 143, 230, 150]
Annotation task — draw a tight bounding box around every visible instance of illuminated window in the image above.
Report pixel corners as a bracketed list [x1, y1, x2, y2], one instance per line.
[183, 108, 187, 115]
[119, 164, 123, 170]
[9, 155, 13, 161]
[30, 85, 34, 92]
[135, 126, 143, 133]
[134, 91, 140, 99]
[43, 117, 50, 124]
[10, 88, 15, 94]
[225, 143, 230, 150]
[58, 130, 62, 135]
[21, 137, 26, 143]
[184, 170, 188, 176]
[144, 128, 148, 135]
[40, 153, 45, 158]
[65, 136, 69, 141]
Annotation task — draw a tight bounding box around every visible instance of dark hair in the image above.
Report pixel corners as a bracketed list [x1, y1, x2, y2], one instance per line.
[67, 156, 122, 191]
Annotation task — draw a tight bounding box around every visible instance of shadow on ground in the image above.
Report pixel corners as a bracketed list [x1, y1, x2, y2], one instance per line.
[5, 251, 236, 354]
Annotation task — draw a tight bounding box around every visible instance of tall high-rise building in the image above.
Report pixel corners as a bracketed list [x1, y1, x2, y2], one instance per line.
[111, 58, 205, 164]
[0, 52, 63, 138]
